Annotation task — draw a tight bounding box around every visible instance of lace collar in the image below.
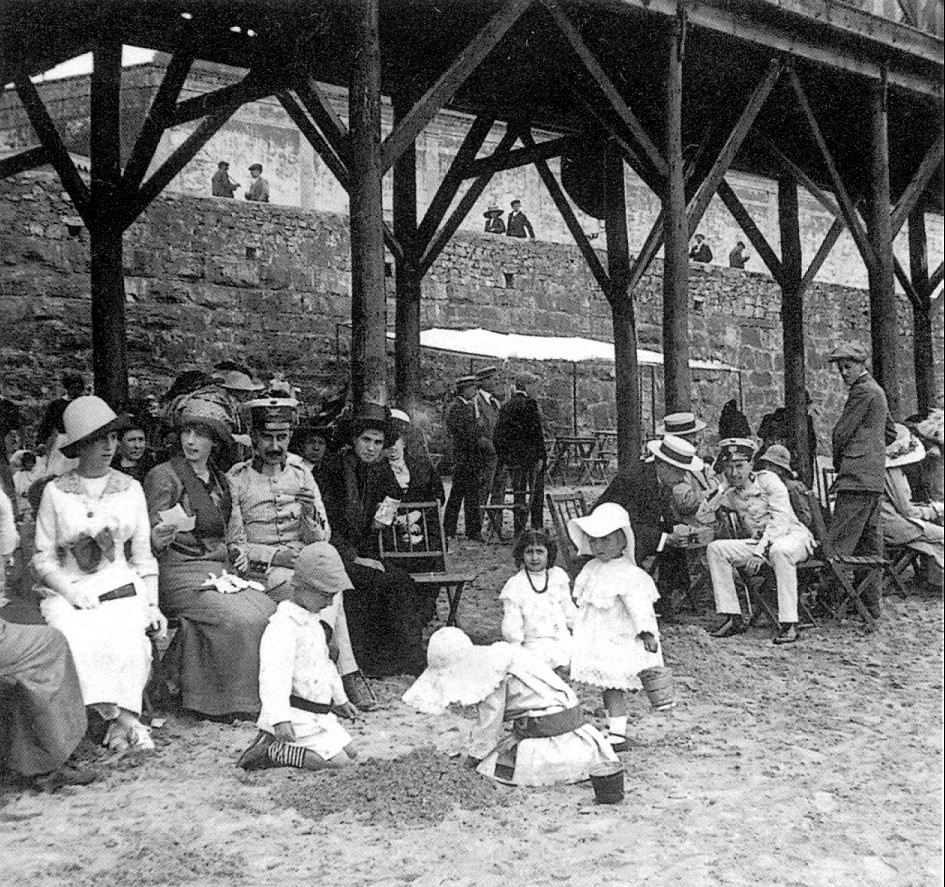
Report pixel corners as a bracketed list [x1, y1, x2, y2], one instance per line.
[54, 469, 133, 497]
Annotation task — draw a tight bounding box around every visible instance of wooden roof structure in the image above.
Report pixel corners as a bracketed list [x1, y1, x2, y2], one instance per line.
[1, 0, 942, 479]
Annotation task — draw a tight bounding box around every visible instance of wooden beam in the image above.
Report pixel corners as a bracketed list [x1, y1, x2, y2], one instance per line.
[890, 131, 943, 236]
[778, 175, 812, 487]
[662, 11, 691, 411]
[716, 178, 784, 285]
[14, 74, 90, 216]
[415, 115, 494, 253]
[894, 256, 923, 310]
[787, 69, 877, 275]
[686, 60, 781, 237]
[565, 86, 662, 195]
[462, 135, 574, 178]
[605, 144, 642, 467]
[380, 0, 532, 173]
[524, 128, 610, 295]
[122, 52, 193, 193]
[89, 37, 128, 407]
[349, 0, 387, 405]
[0, 145, 49, 179]
[540, 0, 667, 181]
[297, 75, 350, 162]
[418, 126, 517, 275]
[797, 217, 844, 300]
[865, 78, 900, 415]
[170, 75, 271, 126]
[907, 205, 934, 414]
[758, 136, 842, 221]
[278, 92, 348, 187]
[927, 261, 944, 298]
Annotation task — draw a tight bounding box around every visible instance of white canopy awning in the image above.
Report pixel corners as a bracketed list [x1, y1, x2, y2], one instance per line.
[401, 327, 739, 373]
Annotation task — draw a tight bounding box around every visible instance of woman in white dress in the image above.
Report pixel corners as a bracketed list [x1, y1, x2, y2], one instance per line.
[32, 396, 166, 752]
[403, 627, 615, 787]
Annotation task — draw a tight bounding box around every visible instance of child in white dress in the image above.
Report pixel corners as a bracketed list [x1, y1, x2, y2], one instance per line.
[236, 545, 359, 771]
[499, 528, 575, 674]
[567, 503, 664, 752]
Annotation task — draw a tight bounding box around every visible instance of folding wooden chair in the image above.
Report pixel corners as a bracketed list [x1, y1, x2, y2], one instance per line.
[545, 491, 589, 580]
[378, 501, 473, 627]
[885, 545, 922, 597]
[480, 479, 528, 543]
[806, 492, 888, 632]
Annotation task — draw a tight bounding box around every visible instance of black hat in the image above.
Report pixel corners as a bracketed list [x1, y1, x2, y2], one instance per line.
[249, 163, 263, 172]
[246, 397, 298, 432]
[351, 401, 389, 437]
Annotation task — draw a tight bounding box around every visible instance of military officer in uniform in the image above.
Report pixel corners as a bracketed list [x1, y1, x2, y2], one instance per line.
[228, 395, 374, 708]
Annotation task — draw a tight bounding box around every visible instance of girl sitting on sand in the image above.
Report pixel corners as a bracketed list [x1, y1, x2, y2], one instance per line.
[567, 503, 665, 752]
[236, 546, 359, 772]
[499, 528, 575, 676]
[403, 627, 616, 786]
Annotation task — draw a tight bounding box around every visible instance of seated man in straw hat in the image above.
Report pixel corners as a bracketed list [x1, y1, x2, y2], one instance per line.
[596, 434, 716, 613]
[703, 439, 814, 645]
[227, 394, 374, 709]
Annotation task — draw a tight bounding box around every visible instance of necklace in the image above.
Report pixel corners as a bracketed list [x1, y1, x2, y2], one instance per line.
[78, 474, 110, 518]
[525, 567, 548, 594]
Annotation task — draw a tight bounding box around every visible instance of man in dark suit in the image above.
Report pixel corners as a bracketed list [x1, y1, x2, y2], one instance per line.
[827, 342, 897, 617]
[492, 372, 545, 533]
[505, 200, 535, 239]
[444, 376, 483, 542]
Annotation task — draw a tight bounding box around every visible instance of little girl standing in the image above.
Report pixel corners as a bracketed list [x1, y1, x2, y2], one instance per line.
[567, 503, 664, 752]
[499, 529, 575, 674]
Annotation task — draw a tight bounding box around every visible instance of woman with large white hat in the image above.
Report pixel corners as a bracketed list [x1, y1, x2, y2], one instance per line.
[403, 626, 615, 786]
[880, 424, 943, 590]
[32, 396, 166, 752]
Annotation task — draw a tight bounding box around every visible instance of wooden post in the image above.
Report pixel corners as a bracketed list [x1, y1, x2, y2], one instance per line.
[89, 37, 128, 408]
[604, 143, 642, 469]
[866, 77, 900, 415]
[392, 93, 422, 413]
[777, 176, 812, 487]
[662, 14, 691, 411]
[908, 205, 934, 415]
[348, 0, 387, 405]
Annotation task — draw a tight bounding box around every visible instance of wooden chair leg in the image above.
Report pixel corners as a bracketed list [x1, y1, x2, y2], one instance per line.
[445, 582, 465, 627]
[829, 562, 877, 632]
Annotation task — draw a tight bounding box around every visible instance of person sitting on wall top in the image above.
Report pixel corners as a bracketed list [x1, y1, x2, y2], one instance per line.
[245, 164, 270, 203]
[728, 241, 749, 269]
[211, 161, 240, 198]
[484, 206, 506, 234]
[688, 234, 713, 263]
[505, 200, 535, 239]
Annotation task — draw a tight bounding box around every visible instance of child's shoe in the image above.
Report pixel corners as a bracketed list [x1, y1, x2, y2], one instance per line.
[606, 734, 629, 753]
[103, 721, 130, 753]
[236, 731, 277, 771]
[127, 721, 155, 752]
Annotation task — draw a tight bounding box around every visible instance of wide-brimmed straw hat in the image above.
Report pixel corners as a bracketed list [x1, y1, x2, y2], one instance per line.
[758, 443, 796, 477]
[655, 411, 706, 437]
[646, 435, 705, 472]
[886, 423, 926, 468]
[483, 206, 503, 218]
[60, 396, 132, 458]
[402, 628, 513, 715]
[567, 503, 636, 561]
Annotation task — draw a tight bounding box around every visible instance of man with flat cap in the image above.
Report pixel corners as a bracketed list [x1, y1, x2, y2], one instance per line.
[444, 376, 483, 542]
[492, 372, 546, 534]
[827, 342, 897, 618]
[211, 161, 239, 198]
[227, 395, 374, 708]
[245, 163, 270, 203]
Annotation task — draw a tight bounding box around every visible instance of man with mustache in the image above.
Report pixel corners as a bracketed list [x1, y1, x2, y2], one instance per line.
[227, 395, 374, 709]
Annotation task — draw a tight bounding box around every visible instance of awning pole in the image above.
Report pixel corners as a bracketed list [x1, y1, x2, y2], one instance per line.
[572, 362, 578, 435]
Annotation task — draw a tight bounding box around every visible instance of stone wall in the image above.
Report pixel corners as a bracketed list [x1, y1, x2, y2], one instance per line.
[1, 171, 942, 455]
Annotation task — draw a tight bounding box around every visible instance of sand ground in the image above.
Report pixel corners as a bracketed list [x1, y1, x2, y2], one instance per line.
[1, 487, 942, 887]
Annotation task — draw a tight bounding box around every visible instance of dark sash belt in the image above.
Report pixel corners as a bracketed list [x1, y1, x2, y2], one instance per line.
[512, 705, 584, 739]
[98, 583, 137, 603]
[289, 694, 332, 715]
